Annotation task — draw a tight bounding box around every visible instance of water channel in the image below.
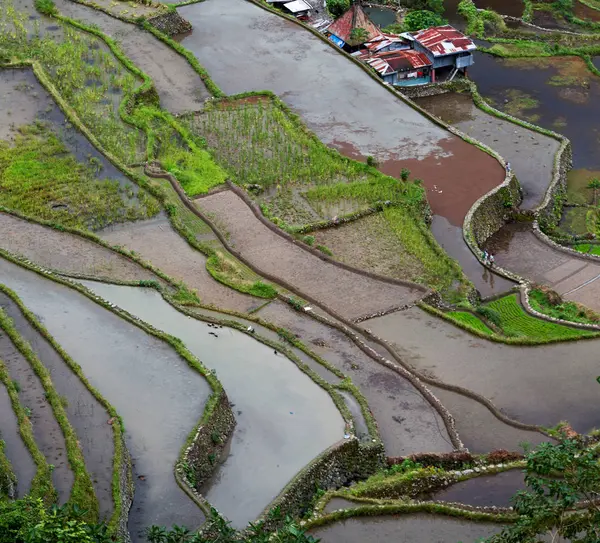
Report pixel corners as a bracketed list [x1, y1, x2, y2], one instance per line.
[77, 280, 346, 529]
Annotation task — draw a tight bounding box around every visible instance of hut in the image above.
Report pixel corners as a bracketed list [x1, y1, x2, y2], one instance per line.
[327, 3, 382, 51]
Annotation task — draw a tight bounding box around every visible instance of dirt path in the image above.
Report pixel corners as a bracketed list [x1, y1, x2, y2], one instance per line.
[99, 215, 260, 312]
[196, 190, 425, 321]
[485, 222, 600, 312]
[0, 212, 161, 285]
[1, 292, 114, 519]
[53, 0, 209, 114]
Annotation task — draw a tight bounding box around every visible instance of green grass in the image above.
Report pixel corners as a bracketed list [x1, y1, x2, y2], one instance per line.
[528, 287, 600, 325]
[446, 311, 495, 335]
[573, 243, 600, 256]
[0, 438, 16, 499]
[486, 294, 597, 341]
[0, 123, 158, 230]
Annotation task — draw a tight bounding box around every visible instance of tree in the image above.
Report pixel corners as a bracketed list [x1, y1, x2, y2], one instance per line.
[488, 437, 600, 543]
[325, 0, 349, 18]
[403, 9, 447, 31]
[349, 27, 369, 44]
[405, 0, 445, 15]
[587, 177, 600, 206]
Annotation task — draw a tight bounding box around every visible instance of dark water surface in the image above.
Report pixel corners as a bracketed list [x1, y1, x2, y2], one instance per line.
[364, 6, 396, 28]
[469, 54, 600, 169]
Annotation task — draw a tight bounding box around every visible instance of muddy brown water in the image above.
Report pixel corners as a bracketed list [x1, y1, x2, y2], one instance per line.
[469, 54, 600, 170]
[361, 306, 600, 433]
[310, 513, 504, 542]
[0, 258, 209, 541]
[0, 292, 114, 519]
[0, 380, 36, 497]
[574, 0, 600, 22]
[76, 281, 345, 529]
[432, 469, 525, 507]
[0, 295, 74, 504]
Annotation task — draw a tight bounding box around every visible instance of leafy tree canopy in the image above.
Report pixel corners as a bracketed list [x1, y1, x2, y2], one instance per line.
[404, 0, 445, 15]
[326, 0, 350, 18]
[488, 437, 600, 543]
[403, 9, 447, 31]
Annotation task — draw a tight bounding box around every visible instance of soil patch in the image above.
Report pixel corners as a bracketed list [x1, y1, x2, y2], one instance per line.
[0, 292, 114, 519]
[196, 190, 424, 320]
[99, 215, 260, 313]
[0, 380, 36, 497]
[256, 301, 454, 455]
[0, 295, 73, 504]
[0, 212, 162, 285]
[574, 0, 600, 22]
[0, 257, 209, 542]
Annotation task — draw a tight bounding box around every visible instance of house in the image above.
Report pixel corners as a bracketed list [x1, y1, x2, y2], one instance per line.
[266, 0, 311, 18]
[408, 25, 476, 82]
[327, 4, 382, 51]
[357, 49, 432, 86]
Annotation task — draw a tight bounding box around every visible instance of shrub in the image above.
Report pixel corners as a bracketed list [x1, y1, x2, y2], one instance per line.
[326, 0, 350, 18]
[400, 168, 411, 182]
[403, 10, 447, 31]
[475, 305, 502, 327]
[34, 0, 57, 16]
[302, 235, 315, 246]
[366, 155, 377, 167]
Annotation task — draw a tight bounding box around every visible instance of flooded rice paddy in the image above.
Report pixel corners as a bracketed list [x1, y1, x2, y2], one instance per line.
[0, 258, 210, 541]
[0, 295, 73, 504]
[76, 281, 345, 528]
[469, 54, 600, 171]
[0, 378, 36, 497]
[310, 513, 504, 542]
[0, 291, 114, 518]
[432, 469, 524, 507]
[362, 306, 600, 433]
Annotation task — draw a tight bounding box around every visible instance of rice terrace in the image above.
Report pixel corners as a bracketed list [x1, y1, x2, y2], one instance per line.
[2, 0, 600, 541]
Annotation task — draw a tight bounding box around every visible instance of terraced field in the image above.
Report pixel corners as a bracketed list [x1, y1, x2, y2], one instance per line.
[3, 0, 600, 541]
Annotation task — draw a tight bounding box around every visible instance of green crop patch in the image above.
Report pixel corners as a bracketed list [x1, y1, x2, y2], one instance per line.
[446, 311, 495, 335]
[486, 294, 598, 341]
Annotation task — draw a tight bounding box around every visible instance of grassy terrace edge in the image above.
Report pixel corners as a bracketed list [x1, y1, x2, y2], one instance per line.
[0, 306, 98, 520]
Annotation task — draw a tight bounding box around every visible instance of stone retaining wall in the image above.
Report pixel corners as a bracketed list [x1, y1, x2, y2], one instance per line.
[146, 11, 192, 36]
[259, 438, 385, 529]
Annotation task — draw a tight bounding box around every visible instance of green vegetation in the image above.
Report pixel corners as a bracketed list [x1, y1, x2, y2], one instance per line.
[403, 10, 447, 31]
[0, 123, 158, 230]
[0, 498, 112, 543]
[487, 437, 600, 543]
[446, 311, 495, 335]
[573, 242, 600, 255]
[528, 287, 600, 324]
[0, 308, 98, 520]
[326, 0, 349, 17]
[0, 439, 15, 499]
[33, 0, 56, 16]
[486, 293, 596, 340]
[458, 0, 506, 37]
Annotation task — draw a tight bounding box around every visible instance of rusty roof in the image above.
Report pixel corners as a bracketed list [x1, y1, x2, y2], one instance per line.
[412, 25, 476, 57]
[327, 4, 382, 45]
[363, 49, 432, 76]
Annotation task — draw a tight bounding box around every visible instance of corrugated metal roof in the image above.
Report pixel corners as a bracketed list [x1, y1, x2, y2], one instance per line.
[327, 4, 382, 44]
[412, 25, 476, 57]
[283, 0, 311, 12]
[362, 49, 432, 76]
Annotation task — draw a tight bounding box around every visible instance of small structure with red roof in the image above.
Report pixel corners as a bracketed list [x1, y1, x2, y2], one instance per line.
[355, 48, 433, 86]
[326, 3, 382, 50]
[408, 25, 476, 81]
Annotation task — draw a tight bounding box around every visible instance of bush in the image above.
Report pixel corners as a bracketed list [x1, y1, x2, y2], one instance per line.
[302, 235, 315, 246]
[326, 0, 350, 18]
[403, 10, 447, 31]
[475, 305, 502, 327]
[34, 0, 57, 15]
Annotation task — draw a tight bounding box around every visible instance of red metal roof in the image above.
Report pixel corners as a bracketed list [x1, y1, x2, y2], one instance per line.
[327, 4, 382, 44]
[362, 49, 431, 76]
[412, 25, 476, 57]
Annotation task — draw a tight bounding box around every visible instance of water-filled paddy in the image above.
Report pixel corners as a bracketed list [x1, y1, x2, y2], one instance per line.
[310, 513, 503, 542]
[0, 291, 115, 518]
[469, 54, 600, 170]
[432, 469, 525, 507]
[0, 258, 209, 541]
[0, 380, 35, 497]
[77, 280, 346, 528]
